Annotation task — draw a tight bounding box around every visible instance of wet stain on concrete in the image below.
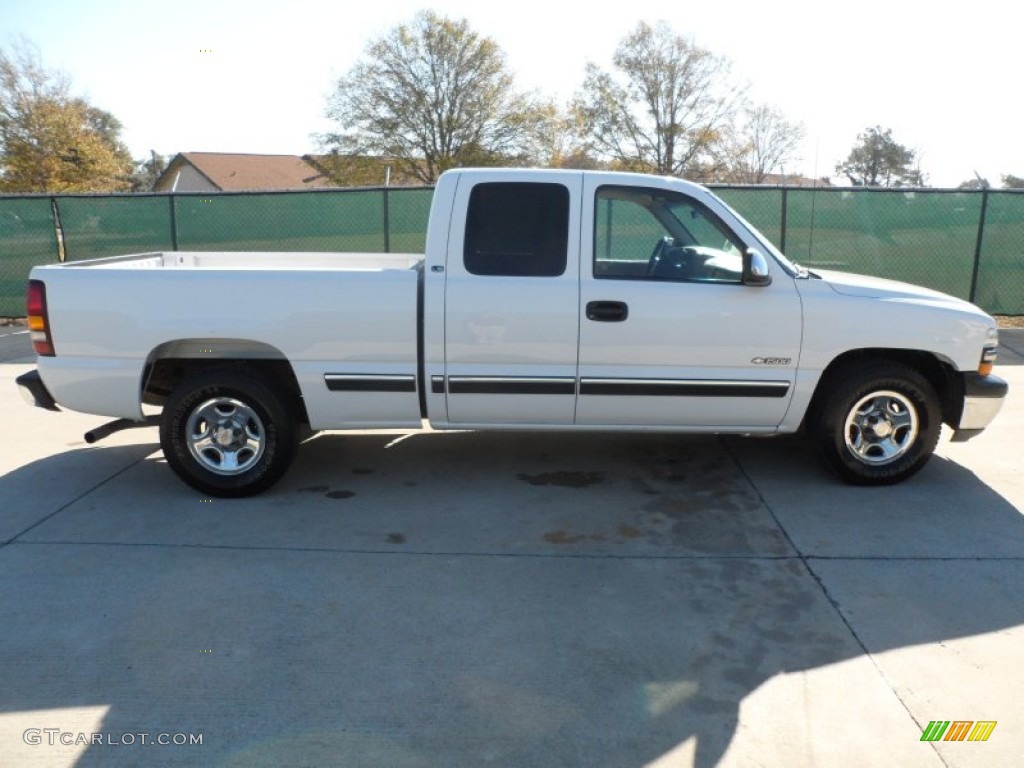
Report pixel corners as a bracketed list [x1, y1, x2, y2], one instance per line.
[617, 524, 642, 539]
[386, 533, 406, 544]
[518, 471, 606, 488]
[541, 523, 650, 545]
[543, 530, 588, 544]
[326, 490, 355, 499]
[403, 481, 418, 487]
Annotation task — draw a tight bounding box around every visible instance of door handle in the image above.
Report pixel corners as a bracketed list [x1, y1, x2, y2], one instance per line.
[586, 301, 629, 322]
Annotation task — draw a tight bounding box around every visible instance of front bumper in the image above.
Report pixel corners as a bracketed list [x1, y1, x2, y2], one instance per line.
[15, 369, 60, 411]
[951, 371, 1007, 442]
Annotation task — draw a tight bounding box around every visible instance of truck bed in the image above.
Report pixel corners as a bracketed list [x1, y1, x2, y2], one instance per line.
[33, 251, 427, 428]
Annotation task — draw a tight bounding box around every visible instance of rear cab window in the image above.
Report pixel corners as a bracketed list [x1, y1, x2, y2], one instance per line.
[464, 182, 569, 277]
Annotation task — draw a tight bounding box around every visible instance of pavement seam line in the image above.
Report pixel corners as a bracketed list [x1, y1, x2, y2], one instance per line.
[15, 538, 1018, 564]
[719, 436, 952, 766]
[7, 539, 807, 561]
[1, 450, 159, 547]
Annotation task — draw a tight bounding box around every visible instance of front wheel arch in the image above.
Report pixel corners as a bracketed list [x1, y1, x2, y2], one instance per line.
[804, 349, 961, 430]
[808, 361, 942, 485]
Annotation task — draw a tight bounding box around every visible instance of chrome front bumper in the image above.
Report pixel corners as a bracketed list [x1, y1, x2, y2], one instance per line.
[951, 372, 1008, 441]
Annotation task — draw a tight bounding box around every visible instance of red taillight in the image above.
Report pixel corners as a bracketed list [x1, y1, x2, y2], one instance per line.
[26, 279, 55, 356]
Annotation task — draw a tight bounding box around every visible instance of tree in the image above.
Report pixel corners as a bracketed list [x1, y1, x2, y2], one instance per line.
[835, 126, 923, 187]
[533, 106, 606, 170]
[958, 173, 990, 190]
[574, 21, 744, 179]
[1001, 174, 1024, 189]
[308, 153, 422, 187]
[321, 11, 555, 184]
[722, 104, 804, 183]
[0, 40, 134, 192]
[130, 150, 167, 192]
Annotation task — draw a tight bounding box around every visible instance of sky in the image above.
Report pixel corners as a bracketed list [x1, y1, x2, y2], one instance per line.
[1, 0, 1021, 187]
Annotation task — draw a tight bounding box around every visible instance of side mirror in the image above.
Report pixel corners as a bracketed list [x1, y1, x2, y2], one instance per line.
[742, 249, 772, 287]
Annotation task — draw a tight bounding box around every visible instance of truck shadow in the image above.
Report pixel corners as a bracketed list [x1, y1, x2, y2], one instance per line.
[0, 431, 1021, 766]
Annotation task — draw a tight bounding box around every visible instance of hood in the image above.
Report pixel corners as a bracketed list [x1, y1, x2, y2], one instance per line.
[816, 269, 970, 305]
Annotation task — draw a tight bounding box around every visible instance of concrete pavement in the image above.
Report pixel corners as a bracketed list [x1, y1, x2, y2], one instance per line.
[0, 325, 31, 364]
[0, 360, 1021, 767]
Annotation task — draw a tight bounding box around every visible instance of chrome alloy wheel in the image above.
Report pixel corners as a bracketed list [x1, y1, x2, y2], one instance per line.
[185, 397, 266, 475]
[843, 389, 919, 465]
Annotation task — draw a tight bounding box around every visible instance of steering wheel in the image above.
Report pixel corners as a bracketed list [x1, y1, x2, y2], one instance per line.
[645, 236, 675, 277]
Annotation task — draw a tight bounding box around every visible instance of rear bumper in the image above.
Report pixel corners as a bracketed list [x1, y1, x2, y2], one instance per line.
[15, 369, 60, 411]
[951, 372, 1007, 441]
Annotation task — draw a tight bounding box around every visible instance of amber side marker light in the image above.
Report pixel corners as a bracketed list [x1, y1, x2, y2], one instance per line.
[26, 279, 55, 356]
[978, 345, 997, 376]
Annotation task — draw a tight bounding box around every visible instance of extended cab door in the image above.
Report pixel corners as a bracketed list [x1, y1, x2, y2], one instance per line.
[576, 177, 802, 429]
[442, 172, 583, 425]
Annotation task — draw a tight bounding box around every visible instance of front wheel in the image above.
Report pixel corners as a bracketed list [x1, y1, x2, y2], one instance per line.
[160, 369, 298, 497]
[811, 362, 941, 485]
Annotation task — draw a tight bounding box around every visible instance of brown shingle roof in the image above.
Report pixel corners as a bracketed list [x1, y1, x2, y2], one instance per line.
[166, 152, 335, 190]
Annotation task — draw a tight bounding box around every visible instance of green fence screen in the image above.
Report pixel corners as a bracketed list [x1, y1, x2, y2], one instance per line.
[1, 185, 1022, 316]
[0, 198, 60, 317]
[59, 195, 174, 261]
[974, 192, 1024, 314]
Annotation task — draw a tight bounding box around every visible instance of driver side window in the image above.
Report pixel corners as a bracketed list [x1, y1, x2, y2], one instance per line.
[594, 186, 744, 284]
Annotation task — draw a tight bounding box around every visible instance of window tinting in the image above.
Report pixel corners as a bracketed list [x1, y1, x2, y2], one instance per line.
[464, 182, 569, 277]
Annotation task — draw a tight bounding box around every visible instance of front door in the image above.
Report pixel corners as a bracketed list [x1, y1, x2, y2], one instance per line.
[576, 178, 802, 429]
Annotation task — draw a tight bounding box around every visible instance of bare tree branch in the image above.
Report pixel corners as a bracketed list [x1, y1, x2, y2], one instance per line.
[319, 12, 555, 184]
[574, 21, 745, 178]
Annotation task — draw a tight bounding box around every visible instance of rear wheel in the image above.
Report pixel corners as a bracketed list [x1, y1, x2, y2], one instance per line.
[811, 362, 941, 485]
[160, 369, 298, 497]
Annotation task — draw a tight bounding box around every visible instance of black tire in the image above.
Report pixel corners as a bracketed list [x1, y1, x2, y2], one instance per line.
[159, 368, 298, 497]
[810, 362, 941, 485]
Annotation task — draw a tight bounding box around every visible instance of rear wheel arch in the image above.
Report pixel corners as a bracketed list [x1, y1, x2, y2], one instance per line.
[141, 340, 307, 423]
[158, 366, 301, 497]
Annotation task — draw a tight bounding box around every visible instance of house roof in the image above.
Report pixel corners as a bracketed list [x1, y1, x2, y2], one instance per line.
[157, 152, 335, 191]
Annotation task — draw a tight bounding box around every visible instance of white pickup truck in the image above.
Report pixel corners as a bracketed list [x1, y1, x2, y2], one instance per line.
[17, 169, 1007, 496]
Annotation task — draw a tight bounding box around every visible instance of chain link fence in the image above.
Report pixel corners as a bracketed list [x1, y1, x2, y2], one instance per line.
[711, 185, 1023, 314]
[1, 185, 1021, 316]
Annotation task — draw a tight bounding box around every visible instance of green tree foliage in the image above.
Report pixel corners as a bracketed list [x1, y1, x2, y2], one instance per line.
[130, 150, 167, 192]
[0, 40, 134, 192]
[1001, 174, 1024, 189]
[309, 153, 424, 187]
[957, 174, 990, 190]
[574, 21, 744, 179]
[835, 126, 923, 187]
[321, 11, 555, 184]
